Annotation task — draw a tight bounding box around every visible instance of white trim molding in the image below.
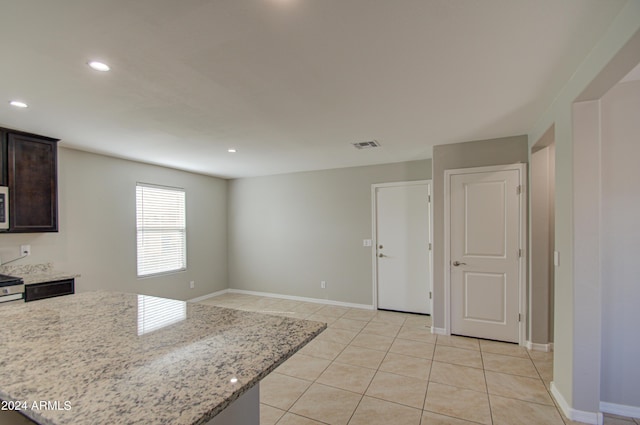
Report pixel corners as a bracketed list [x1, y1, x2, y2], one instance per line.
[525, 341, 554, 352]
[187, 289, 229, 303]
[551, 382, 603, 425]
[188, 288, 374, 310]
[431, 327, 448, 336]
[600, 401, 640, 420]
[228, 289, 374, 310]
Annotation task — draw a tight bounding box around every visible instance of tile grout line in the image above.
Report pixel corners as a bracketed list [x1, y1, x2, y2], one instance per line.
[297, 308, 374, 425]
[309, 307, 432, 422]
[527, 348, 569, 425]
[479, 344, 495, 425]
[212, 297, 454, 424]
[344, 316, 427, 424]
[346, 312, 423, 423]
[348, 313, 400, 421]
[279, 307, 354, 425]
[217, 296, 572, 425]
[421, 327, 436, 413]
[470, 346, 564, 410]
[334, 310, 405, 424]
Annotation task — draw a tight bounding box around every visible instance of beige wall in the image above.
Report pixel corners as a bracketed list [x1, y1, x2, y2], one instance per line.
[600, 80, 640, 407]
[530, 128, 556, 345]
[431, 136, 529, 330]
[527, 0, 640, 413]
[227, 160, 431, 305]
[548, 143, 555, 342]
[572, 100, 603, 412]
[0, 148, 228, 300]
[530, 146, 552, 344]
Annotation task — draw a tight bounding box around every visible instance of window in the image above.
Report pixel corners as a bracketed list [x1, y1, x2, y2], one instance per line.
[136, 183, 186, 277]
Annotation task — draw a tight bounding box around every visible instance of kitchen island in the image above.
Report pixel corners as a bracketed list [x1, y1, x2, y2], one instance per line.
[0, 292, 325, 425]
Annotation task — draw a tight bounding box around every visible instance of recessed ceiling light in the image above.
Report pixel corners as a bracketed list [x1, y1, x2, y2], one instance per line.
[88, 61, 110, 72]
[9, 100, 28, 108]
[228, 149, 237, 153]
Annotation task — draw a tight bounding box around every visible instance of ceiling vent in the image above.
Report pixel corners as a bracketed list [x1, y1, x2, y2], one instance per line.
[352, 140, 381, 150]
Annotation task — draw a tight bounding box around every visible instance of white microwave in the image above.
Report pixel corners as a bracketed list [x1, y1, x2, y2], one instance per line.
[0, 186, 8, 230]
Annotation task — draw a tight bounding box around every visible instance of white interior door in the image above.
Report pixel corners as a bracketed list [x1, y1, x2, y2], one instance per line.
[448, 167, 522, 342]
[375, 182, 431, 314]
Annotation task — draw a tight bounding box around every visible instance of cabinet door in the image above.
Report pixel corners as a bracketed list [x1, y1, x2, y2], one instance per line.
[7, 133, 58, 232]
[0, 129, 7, 186]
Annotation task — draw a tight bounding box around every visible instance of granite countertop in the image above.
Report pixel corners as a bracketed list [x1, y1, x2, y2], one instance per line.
[0, 292, 326, 425]
[0, 263, 79, 285]
[19, 272, 80, 286]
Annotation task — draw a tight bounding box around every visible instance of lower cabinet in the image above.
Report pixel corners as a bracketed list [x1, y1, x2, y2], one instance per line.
[25, 279, 74, 302]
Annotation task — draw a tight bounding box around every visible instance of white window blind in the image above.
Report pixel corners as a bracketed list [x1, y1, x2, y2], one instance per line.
[136, 183, 186, 277]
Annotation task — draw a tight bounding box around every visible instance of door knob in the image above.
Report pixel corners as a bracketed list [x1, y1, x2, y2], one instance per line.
[379, 253, 386, 258]
[452, 261, 467, 266]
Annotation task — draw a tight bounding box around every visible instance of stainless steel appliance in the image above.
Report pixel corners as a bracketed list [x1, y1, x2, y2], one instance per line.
[0, 274, 24, 304]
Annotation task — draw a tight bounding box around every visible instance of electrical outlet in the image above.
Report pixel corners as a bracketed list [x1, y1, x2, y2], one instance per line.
[189, 281, 195, 289]
[363, 239, 372, 247]
[21, 245, 31, 256]
[320, 281, 326, 289]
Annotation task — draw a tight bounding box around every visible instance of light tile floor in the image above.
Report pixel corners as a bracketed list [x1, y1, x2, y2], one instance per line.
[198, 293, 640, 425]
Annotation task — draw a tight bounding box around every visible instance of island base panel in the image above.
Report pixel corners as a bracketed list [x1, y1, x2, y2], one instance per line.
[207, 384, 259, 425]
[0, 410, 37, 425]
[0, 386, 259, 425]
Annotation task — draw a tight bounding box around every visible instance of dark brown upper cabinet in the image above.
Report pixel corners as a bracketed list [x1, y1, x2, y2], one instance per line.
[0, 127, 59, 233]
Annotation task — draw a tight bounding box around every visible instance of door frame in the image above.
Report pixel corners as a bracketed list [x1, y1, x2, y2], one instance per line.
[371, 180, 433, 312]
[443, 164, 527, 345]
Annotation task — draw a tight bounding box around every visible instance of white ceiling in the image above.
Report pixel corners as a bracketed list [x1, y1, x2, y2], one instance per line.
[0, 0, 628, 178]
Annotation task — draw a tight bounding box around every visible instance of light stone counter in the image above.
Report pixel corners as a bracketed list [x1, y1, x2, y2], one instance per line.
[19, 272, 79, 286]
[0, 263, 79, 285]
[0, 291, 325, 425]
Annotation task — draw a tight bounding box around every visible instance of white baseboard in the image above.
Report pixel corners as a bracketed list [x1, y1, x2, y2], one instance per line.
[600, 401, 640, 419]
[525, 341, 554, 352]
[227, 289, 374, 310]
[431, 327, 448, 335]
[550, 382, 603, 425]
[187, 289, 229, 303]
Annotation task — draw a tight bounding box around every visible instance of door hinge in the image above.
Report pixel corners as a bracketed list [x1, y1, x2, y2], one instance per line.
[516, 185, 522, 195]
[429, 291, 432, 300]
[518, 313, 522, 322]
[428, 243, 432, 250]
[518, 249, 522, 258]
[427, 195, 431, 202]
